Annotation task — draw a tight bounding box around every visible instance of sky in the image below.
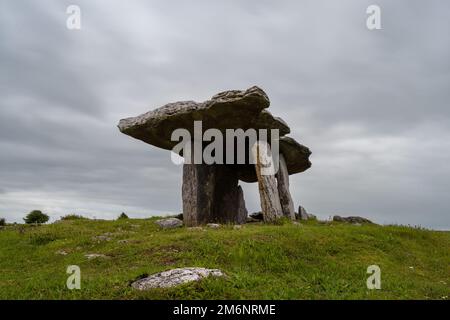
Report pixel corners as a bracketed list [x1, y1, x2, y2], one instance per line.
[1, 0, 449, 229]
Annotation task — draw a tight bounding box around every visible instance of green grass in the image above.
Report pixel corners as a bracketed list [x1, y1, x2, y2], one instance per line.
[0, 218, 449, 299]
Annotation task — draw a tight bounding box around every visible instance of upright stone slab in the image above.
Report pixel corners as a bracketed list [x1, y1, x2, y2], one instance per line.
[182, 163, 215, 226]
[276, 154, 296, 220]
[183, 164, 248, 226]
[236, 186, 248, 224]
[213, 166, 248, 224]
[253, 141, 283, 222]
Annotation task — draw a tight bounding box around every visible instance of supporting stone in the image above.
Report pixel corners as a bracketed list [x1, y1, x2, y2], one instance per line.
[276, 153, 296, 220]
[235, 186, 248, 224]
[252, 141, 283, 222]
[182, 163, 215, 227]
[182, 163, 248, 226]
[298, 206, 309, 220]
[213, 166, 247, 224]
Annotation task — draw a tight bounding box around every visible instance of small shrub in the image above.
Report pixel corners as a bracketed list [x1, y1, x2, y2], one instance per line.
[118, 212, 129, 220]
[24, 210, 49, 224]
[60, 214, 87, 221]
[0, 218, 5, 226]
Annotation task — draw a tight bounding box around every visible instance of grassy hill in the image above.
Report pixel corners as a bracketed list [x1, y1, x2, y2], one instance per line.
[0, 217, 448, 299]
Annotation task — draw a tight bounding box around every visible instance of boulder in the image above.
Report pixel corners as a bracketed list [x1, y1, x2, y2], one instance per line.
[155, 218, 183, 229]
[187, 227, 204, 231]
[131, 267, 225, 290]
[246, 216, 260, 223]
[249, 212, 264, 221]
[85, 253, 108, 260]
[307, 213, 317, 220]
[174, 213, 183, 220]
[92, 233, 113, 242]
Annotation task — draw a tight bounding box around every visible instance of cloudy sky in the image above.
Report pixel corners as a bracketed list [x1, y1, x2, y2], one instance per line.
[1, 0, 449, 229]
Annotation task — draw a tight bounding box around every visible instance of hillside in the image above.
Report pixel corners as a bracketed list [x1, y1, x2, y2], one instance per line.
[0, 218, 448, 299]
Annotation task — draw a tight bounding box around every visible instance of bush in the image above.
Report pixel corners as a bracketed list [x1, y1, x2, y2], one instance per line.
[24, 210, 49, 224]
[118, 212, 129, 220]
[28, 231, 58, 245]
[0, 218, 5, 226]
[60, 214, 87, 221]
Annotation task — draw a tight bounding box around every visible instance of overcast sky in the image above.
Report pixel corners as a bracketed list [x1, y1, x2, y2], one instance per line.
[1, 0, 449, 229]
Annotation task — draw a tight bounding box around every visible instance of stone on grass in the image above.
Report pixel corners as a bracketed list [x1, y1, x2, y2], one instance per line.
[207, 223, 221, 229]
[187, 227, 204, 231]
[296, 206, 317, 221]
[92, 233, 113, 242]
[131, 267, 225, 290]
[307, 213, 317, 220]
[333, 215, 373, 224]
[297, 206, 309, 220]
[155, 218, 183, 229]
[85, 253, 108, 260]
[249, 212, 264, 221]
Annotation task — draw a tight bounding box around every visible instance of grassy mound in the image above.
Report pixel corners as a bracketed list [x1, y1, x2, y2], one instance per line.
[0, 217, 448, 299]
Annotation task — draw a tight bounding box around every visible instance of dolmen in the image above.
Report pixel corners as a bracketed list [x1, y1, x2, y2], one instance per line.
[118, 86, 311, 226]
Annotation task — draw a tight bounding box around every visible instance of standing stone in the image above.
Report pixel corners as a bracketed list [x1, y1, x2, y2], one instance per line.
[183, 163, 248, 226]
[213, 166, 239, 222]
[252, 141, 283, 222]
[298, 206, 309, 220]
[236, 185, 248, 224]
[276, 154, 296, 220]
[182, 162, 215, 226]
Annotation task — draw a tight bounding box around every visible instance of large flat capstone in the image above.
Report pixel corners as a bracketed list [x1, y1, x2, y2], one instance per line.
[118, 86, 311, 182]
[118, 86, 289, 150]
